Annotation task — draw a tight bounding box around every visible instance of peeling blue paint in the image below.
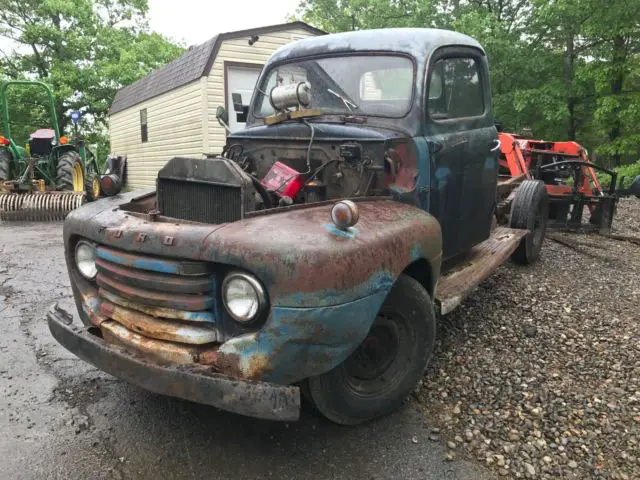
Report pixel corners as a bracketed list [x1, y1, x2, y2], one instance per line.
[410, 241, 424, 261]
[276, 268, 394, 307]
[96, 247, 179, 274]
[218, 290, 389, 384]
[323, 223, 359, 239]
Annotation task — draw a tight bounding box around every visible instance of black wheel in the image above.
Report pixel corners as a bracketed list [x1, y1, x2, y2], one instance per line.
[305, 274, 436, 425]
[510, 179, 549, 265]
[0, 148, 11, 181]
[56, 151, 85, 192]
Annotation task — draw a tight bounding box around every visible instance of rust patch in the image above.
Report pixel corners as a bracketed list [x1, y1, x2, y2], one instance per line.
[99, 290, 215, 323]
[99, 301, 223, 345]
[97, 274, 214, 311]
[100, 320, 220, 366]
[436, 227, 527, 314]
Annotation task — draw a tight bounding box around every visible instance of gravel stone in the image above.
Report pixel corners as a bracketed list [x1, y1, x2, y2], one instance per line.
[417, 198, 640, 479]
[524, 463, 535, 476]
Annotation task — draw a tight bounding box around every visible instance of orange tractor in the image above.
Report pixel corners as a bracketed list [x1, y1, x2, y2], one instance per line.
[496, 127, 640, 233]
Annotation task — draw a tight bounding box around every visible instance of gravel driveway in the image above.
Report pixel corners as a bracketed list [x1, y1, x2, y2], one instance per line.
[417, 197, 640, 479]
[1, 197, 637, 480]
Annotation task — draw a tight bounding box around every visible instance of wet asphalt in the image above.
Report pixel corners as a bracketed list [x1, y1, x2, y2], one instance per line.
[0, 222, 495, 480]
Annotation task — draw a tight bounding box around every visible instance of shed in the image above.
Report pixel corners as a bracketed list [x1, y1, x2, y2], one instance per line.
[108, 22, 325, 189]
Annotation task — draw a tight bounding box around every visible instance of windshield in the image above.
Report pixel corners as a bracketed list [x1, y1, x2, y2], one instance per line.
[253, 54, 414, 118]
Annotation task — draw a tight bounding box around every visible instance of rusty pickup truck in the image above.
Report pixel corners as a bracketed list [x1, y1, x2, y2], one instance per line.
[47, 27, 548, 425]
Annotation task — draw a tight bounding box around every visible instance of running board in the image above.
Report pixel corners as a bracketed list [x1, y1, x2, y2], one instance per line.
[435, 227, 528, 315]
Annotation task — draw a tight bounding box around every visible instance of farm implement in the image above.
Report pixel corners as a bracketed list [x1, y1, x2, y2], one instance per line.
[0, 80, 125, 222]
[497, 129, 640, 234]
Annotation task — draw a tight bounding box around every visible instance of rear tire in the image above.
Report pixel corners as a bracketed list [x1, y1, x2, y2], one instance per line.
[305, 274, 436, 425]
[56, 151, 84, 192]
[510, 179, 548, 265]
[0, 148, 11, 181]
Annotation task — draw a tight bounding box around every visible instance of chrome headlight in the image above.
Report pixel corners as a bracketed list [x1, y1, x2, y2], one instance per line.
[222, 272, 266, 323]
[75, 240, 97, 280]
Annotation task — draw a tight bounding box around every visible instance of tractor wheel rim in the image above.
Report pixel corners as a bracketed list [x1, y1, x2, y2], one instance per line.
[92, 177, 100, 199]
[72, 163, 84, 192]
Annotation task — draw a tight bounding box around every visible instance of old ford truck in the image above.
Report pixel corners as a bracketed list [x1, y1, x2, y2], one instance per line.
[47, 28, 548, 425]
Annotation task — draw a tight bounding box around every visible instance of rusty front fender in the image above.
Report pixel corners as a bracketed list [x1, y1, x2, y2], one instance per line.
[66, 195, 443, 309]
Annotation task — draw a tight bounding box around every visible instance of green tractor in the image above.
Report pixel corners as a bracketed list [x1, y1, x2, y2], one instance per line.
[0, 80, 103, 221]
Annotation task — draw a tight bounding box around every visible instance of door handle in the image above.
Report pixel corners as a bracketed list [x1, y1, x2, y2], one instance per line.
[489, 139, 501, 152]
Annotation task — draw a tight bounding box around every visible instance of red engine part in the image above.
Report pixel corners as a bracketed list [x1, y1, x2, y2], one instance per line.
[260, 161, 304, 198]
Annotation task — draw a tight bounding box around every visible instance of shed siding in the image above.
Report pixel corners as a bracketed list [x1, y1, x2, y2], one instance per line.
[205, 28, 317, 154]
[109, 80, 204, 190]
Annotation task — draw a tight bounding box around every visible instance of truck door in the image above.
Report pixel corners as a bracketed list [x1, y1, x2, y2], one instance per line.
[424, 46, 499, 260]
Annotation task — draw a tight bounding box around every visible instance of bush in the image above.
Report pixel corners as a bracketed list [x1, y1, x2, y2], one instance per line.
[596, 160, 640, 189]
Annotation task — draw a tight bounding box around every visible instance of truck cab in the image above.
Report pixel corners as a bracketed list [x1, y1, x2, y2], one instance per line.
[217, 28, 499, 260]
[48, 28, 548, 425]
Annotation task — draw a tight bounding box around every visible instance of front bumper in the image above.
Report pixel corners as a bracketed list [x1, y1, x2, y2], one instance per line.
[47, 302, 301, 422]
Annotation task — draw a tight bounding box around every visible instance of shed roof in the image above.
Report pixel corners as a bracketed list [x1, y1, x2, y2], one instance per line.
[109, 21, 326, 115]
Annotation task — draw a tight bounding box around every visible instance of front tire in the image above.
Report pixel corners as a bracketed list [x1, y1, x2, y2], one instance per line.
[56, 151, 85, 192]
[306, 273, 436, 425]
[84, 173, 101, 201]
[510, 179, 549, 265]
[0, 148, 12, 181]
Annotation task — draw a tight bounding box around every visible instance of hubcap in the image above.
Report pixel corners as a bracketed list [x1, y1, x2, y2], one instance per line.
[344, 320, 399, 380]
[340, 312, 411, 398]
[92, 177, 100, 198]
[72, 162, 84, 192]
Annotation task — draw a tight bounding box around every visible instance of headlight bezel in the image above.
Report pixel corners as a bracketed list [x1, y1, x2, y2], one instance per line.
[221, 271, 267, 324]
[75, 240, 98, 281]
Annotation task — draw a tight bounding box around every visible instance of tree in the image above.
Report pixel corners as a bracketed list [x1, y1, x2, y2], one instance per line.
[0, 0, 183, 153]
[292, 0, 640, 167]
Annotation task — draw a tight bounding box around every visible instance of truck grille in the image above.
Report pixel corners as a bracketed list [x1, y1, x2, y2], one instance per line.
[157, 178, 243, 224]
[93, 245, 230, 361]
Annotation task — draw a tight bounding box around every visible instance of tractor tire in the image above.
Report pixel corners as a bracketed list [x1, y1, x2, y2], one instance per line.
[510, 179, 549, 265]
[56, 151, 85, 192]
[305, 274, 436, 425]
[0, 148, 11, 181]
[84, 173, 101, 202]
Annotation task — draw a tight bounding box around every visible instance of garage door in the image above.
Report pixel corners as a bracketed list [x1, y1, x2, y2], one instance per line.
[226, 64, 262, 132]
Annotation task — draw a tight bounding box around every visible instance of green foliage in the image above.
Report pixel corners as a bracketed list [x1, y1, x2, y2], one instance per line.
[597, 160, 640, 189]
[293, 0, 640, 168]
[0, 0, 184, 165]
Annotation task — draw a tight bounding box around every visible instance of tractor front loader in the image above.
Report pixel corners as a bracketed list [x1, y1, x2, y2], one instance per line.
[0, 81, 108, 221]
[497, 128, 640, 234]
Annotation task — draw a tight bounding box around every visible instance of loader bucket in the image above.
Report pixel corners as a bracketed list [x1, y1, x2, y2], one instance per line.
[0, 191, 86, 222]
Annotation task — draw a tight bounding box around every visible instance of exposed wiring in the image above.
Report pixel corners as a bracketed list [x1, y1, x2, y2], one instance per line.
[273, 119, 316, 194]
[303, 159, 339, 187]
[302, 118, 315, 175]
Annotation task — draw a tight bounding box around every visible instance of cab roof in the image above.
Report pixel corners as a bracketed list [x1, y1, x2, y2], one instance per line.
[268, 27, 484, 64]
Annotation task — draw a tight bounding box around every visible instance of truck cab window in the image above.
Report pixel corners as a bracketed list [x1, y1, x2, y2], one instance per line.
[427, 57, 484, 119]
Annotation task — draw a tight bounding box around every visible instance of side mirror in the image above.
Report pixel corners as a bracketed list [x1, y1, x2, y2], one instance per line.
[215, 106, 232, 133]
[216, 106, 229, 126]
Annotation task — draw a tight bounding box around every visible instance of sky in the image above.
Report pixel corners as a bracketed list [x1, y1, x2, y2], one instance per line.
[147, 0, 304, 47]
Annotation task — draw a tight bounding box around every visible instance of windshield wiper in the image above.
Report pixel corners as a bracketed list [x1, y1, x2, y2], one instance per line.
[327, 89, 359, 112]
